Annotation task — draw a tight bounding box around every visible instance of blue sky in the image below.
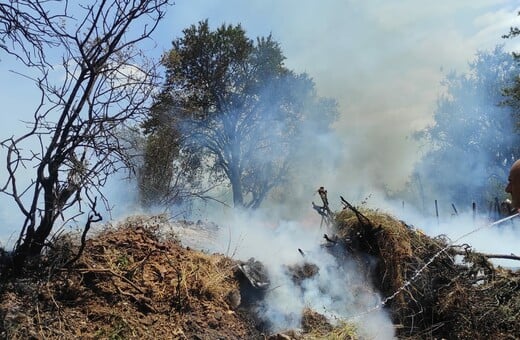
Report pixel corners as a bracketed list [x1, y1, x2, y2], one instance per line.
[0, 1, 519, 244]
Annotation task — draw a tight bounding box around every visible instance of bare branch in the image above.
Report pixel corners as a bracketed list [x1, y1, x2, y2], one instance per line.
[0, 0, 171, 270]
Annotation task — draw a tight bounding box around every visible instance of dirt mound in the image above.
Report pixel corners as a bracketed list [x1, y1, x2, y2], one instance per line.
[0, 215, 361, 339]
[335, 207, 520, 339]
[0, 215, 262, 339]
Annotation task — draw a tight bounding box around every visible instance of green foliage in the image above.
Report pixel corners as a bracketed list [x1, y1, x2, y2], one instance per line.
[141, 20, 338, 208]
[503, 10, 520, 126]
[139, 124, 178, 206]
[501, 11, 520, 40]
[409, 46, 520, 211]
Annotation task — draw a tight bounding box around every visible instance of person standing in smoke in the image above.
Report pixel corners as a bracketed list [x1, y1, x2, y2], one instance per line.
[505, 159, 520, 211]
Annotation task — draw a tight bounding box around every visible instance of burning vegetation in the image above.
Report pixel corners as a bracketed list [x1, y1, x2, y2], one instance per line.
[1, 2, 519, 339]
[1, 196, 519, 339]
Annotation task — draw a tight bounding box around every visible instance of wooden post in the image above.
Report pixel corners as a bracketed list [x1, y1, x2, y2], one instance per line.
[494, 197, 500, 220]
[435, 199, 439, 224]
[451, 203, 458, 216]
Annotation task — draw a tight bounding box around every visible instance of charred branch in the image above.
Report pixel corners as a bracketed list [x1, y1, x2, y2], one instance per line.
[312, 186, 334, 227]
[65, 198, 103, 267]
[340, 195, 373, 228]
[323, 233, 338, 245]
[453, 249, 520, 262]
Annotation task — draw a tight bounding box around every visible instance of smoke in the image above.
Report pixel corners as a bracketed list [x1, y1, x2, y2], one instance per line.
[377, 197, 520, 268]
[395, 45, 520, 221]
[201, 208, 395, 338]
[164, 1, 520, 192]
[1, 1, 520, 336]
[145, 5, 520, 334]
[188, 189, 514, 337]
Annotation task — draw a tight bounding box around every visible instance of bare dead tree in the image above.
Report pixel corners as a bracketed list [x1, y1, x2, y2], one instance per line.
[0, 0, 63, 66]
[0, 0, 171, 270]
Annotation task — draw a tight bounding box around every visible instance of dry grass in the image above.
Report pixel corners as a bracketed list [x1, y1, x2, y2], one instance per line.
[323, 323, 358, 340]
[335, 208, 449, 312]
[334, 207, 520, 339]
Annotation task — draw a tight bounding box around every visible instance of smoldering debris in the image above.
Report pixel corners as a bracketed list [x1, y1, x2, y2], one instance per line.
[237, 257, 271, 289]
[51, 185, 520, 339]
[0, 215, 265, 339]
[285, 262, 319, 285]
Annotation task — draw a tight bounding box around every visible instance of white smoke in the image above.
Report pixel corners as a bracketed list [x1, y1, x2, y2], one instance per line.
[1, 1, 519, 337]
[197, 207, 396, 339]
[395, 203, 520, 268]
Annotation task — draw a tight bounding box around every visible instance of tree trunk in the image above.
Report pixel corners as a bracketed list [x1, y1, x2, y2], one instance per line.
[228, 131, 244, 208]
[230, 163, 243, 207]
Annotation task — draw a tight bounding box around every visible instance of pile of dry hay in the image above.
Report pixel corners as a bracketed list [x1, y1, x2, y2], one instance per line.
[334, 207, 520, 339]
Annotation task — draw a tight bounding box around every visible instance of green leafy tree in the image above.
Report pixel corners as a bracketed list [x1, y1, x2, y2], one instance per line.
[139, 100, 206, 208]
[142, 20, 338, 208]
[503, 10, 520, 122]
[409, 46, 520, 212]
